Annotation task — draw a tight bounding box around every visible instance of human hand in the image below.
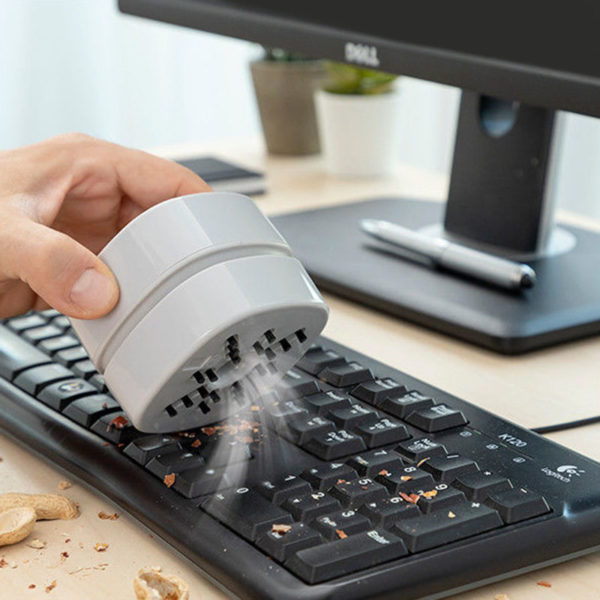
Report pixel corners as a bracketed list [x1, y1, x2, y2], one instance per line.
[0, 134, 210, 319]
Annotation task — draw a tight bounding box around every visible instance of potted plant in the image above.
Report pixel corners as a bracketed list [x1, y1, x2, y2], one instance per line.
[250, 48, 325, 155]
[315, 62, 400, 176]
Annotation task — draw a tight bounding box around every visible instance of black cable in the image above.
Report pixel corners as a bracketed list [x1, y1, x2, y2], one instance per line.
[531, 415, 600, 435]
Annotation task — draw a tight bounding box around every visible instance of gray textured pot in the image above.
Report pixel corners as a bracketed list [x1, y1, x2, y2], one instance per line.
[250, 60, 325, 155]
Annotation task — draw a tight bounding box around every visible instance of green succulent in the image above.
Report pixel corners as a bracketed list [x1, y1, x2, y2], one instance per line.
[323, 61, 397, 95]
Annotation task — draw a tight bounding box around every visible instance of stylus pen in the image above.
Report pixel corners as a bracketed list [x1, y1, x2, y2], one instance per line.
[360, 219, 537, 291]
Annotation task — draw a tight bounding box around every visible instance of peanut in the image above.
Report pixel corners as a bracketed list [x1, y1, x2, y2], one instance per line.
[0, 507, 36, 547]
[0, 493, 79, 520]
[133, 567, 190, 600]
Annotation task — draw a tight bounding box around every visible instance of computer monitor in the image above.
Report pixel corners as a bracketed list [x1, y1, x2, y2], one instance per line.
[118, 0, 600, 353]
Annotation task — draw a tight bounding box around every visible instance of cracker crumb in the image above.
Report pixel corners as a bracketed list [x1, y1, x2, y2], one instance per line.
[190, 439, 201, 448]
[400, 475, 413, 481]
[45, 580, 57, 593]
[448, 511, 456, 519]
[416, 457, 431, 467]
[28, 584, 36, 589]
[421, 490, 438, 499]
[98, 511, 119, 520]
[57, 480, 72, 490]
[27, 539, 46, 550]
[271, 523, 292, 535]
[60, 552, 69, 560]
[537, 581, 552, 588]
[399, 492, 420, 504]
[163, 473, 176, 488]
[94, 542, 108, 552]
[0, 558, 7, 568]
[378, 469, 389, 476]
[335, 529, 348, 539]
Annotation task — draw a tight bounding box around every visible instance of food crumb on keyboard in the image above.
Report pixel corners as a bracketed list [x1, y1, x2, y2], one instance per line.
[336, 529, 348, 539]
[163, 473, 175, 488]
[536, 581, 552, 588]
[98, 511, 119, 520]
[94, 542, 108, 552]
[271, 523, 292, 534]
[448, 511, 456, 519]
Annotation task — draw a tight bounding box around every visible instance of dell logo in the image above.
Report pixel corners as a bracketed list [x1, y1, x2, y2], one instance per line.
[345, 42, 380, 67]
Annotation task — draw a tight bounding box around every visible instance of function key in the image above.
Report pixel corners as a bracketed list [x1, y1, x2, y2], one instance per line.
[285, 529, 407, 584]
[38, 378, 97, 411]
[302, 429, 366, 461]
[328, 404, 379, 429]
[318, 361, 373, 388]
[301, 462, 358, 491]
[421, 455, 479, 483]
[396, 437, 447, 462]
[346, 448, 404, 478]
[330, 477, 388, 508]
[204, 488, 293, 541]
[392, 501, 502, 553]
[454, 471, 513, 502]
[302, 391, 351, 416]
[256, 522, 322, 562]
[256, 474, 312, 505]
[380, 391, 434, 419]
[354, 417, 411, 448]
[351, 378, 407, 406]
[375, 465, 435, 495]
[358, 495, 420, 528]
[405, 404, 468, 432]
[123, 434, 183, 465]
[62, 394, 120, 427]
[22, 325, 63, 345]
[282, 491, 341, 522]
[281, 414, 335, 445]
[486, 487, 551, 524]
[6, 313, 47, 332]
[312, 509, 371, 540]
[296, 347, 345, 375]
[13, 363, 73, 395]
[280, 369, 320, 397]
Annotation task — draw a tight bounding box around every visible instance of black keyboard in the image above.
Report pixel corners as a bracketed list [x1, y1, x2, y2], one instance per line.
[1, 310, 600, 600]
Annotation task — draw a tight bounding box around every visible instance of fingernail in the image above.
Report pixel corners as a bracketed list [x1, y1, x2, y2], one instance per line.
[70, 268, 117, 314]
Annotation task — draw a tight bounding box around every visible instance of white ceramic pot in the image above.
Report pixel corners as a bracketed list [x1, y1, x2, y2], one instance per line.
[315, 88, 401, 177]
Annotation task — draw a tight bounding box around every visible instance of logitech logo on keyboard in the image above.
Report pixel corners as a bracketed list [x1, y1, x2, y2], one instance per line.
[541, 464, 586, 483]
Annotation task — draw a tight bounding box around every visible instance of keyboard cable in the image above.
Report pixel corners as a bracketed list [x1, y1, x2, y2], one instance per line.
[531, 415, 600, 435]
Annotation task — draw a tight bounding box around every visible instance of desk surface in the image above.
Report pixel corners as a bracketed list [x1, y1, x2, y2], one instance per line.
[1, 138, 599, 599]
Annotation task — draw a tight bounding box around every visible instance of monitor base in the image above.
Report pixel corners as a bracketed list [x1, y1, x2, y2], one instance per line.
[272, 198, 600, 354]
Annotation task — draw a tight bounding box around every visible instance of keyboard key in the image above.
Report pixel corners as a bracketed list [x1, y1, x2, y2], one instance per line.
[376, 466, 435, 495]
[6, 314, 47, 332]
[22, 325, 63, 344]
[416, 485, 468, 513]
[421, 455, 479, 483]
[330, 477, 388, 508]
[312, 508, 371, 540]
[265, 400, 308, 427]
[71, 359, 98, 380]
[90, 411, 139, 444]
[301, 462, 358, 491]
[454, 471, 513, 501]
[281, 414, 335, 445]
[38, 378, 97, 410]
[0, 326, 52, 380]
[39, 309, 60, 319]
[257, 475, 312, 505]
[301, 391, 351, 416]
[204, 488, 293, 541]
[379, 391, 435, 419]
[89, 373, 109, 393]
[13, 363, 73, 395]
[280, 369, 320, 397]
[38, 335, 80, 355]
[173, 465, 233, 498]
[359, 495, 420, 528]
[303, 429, 366, 460]
[62, 394, 120, 427]
[285, 529, 407, 584]
[146, 450, 206, 478]
[123, 435, 183, 465]
[351, 378, 407, 405]
[346, 448, 404, 478]
[396, 437, 447, 462]
[282, 491, 341, 522]
[486, 487, 551, 524]
[201, 439, 253, 468]
[318, 361, 373, 387]
[296, 347, 345, 375]
[328, 404, 379, 429]
[50, 315, 71, 331]
[354, 417, 411, 448]
[392, 501, 503, 553]
[55, 346, 89, 367]
[405, 403, 468, 432]
[256, 522, 322, 562]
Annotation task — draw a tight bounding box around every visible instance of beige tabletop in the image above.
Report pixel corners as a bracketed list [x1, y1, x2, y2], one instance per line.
[1, 137, 599, 599]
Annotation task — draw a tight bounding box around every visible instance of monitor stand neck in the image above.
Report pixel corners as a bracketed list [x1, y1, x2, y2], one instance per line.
[434, 91, 574, 260]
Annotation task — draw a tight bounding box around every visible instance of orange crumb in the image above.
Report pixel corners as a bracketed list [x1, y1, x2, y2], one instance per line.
[336, 529, 348, 539]
[537, 581, 552, 588]
[163, 473, 176, 488]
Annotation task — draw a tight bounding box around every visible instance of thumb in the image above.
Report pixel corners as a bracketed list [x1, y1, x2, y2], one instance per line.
[1, 218, 119, 319]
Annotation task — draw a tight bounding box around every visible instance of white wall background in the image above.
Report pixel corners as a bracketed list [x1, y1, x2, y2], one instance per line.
[1, 0, 599, 219]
